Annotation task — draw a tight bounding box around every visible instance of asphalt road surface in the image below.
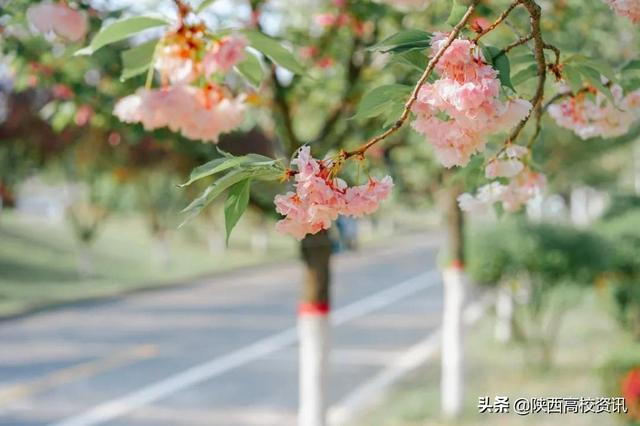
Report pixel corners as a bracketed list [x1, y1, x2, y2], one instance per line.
[0, 233, 445, 426]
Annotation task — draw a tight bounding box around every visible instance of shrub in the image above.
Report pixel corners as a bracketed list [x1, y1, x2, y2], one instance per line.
[596, 210, 640, 338]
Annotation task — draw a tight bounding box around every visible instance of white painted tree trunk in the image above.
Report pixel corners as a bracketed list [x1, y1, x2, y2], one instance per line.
[494, 284, 514, 343]
[441, 265, 466, 419]
[298, 309, 329, 426]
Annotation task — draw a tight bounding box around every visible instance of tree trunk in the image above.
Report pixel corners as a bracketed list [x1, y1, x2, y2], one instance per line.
[76, 240, 95, 278]
[441, 183, 466, 419]
[298, 230, 332, 426]
[494, 282, 514, 343]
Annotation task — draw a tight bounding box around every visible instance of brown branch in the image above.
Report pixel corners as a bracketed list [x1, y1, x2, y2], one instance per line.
[314, 36, 366, 147]
[542, 91, 569, 112]
[272, 74, 301, 150]
[250, 1, 301, 152]
[473, 0, 523, 42]
[543, 42, 561, 67]
[344, 0, 480, 159]
[505, 0, 546, 148]
[501, 33, 533, 54]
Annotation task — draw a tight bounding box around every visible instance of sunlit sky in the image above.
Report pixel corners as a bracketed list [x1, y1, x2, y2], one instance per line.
[90, 0, 322, 36]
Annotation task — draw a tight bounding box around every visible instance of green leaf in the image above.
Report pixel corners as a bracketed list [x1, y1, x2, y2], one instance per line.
[447, 0, 468, 27]
[243, 30, 305, 75]
[369, 30, 432, 53]
[196, 0, 218, 13]
[382, 101, 405, 129]
[353, 84, 412, 121]
[235, 50, 264, 87]
[77, 16, 168, 55]
[562, 64, 584, 94]
[180, 167, 280, 227]
[180, 154, 276, 187]
[509, 53, 536, 66]
[181, 158, 242, 187]
[392, 50, 428, 72]
[511, 64, 538, 86]
[621, 59, 640, 72]
[577, 65, 615, 104]
[621, 76, 640, 93]
[180, 169, 253, 227]
[484, 46, 515, 91]
[224, 179, 251, 244]
[120, 39, 158, 81]
[479, 44, 494, 67]
[566, 55, 617, 83]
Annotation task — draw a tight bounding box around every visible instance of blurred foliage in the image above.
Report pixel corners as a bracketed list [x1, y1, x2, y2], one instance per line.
[467, 218, 614, 366]
[467, 218, 610, 287]
[595, 208, 640, 339]
[602, 193, 640, 220]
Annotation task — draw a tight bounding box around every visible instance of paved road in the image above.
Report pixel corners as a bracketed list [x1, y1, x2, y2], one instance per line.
[0, 233, 445, 426]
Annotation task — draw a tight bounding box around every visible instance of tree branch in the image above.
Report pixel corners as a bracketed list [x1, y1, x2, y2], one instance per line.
[313, 36, 365, 147]
[501, 33, 533, 55]
[473, 0, 523, 42]
[344, 0, 480, 159]
[506, 0, 546, 148]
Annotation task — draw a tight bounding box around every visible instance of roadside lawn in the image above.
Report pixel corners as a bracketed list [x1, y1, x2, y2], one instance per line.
[0, 208, 429, 318]
[0, 210, 296, 318]
[355, 289, 636, 426]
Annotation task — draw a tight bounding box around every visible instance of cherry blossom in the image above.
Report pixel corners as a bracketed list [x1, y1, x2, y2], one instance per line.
[604, 0, 640, 23]
[411, 33, 532, 168]
[500, 170, 546, 212]
[114, 85, 245, 143]
[485, 145, 528, 179]
[155, 44, 199, 85]
[315, 13, 339, 27]
[274, 147, 393, 240]
[26, 3, 88, 42]
[202, 35, 247, 75]
[458, 170, 546, 213]
[343, 176, 394, 217]
[549, 85, 640, 139]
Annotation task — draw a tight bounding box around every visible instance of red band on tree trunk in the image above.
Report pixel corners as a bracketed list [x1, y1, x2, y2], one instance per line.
[450, 259, 464, 270]
[298, 302, 330, 316]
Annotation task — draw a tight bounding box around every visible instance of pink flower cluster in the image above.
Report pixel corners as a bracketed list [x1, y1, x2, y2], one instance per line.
[411, 33, 532, 168]
[203, 36, 246, 74]
[313, 1, 367, 37]
[27, 3, 88, 42]
[458, 169, 546, 214]
[604, 0, 640, 23]
[549, 84, 640, 140]
[485, 144, 528, 179]
[274, 147, 393, 240]
[115, 33, 248, 142]
[155, 35, 247, 85]
[114, 85, 245, 142]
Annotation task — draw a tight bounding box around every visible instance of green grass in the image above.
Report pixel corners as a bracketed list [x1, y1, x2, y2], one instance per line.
[0, 210, 297, 317]
[356, 290, 636, 426]
[0, 207, 431, 318]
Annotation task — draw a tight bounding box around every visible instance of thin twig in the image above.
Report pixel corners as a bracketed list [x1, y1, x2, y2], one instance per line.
[543, 42, 561, 66]
[473, 0, 523, 42]
[344, 0, 480, 159]
[501, 33, 533, 54]
[507, 0, 546, 148]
